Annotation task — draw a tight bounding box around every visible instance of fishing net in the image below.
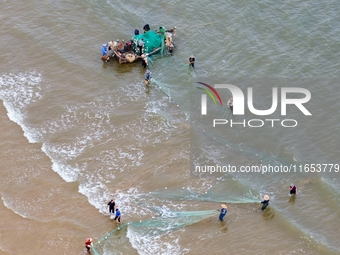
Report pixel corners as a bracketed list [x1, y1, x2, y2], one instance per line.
[127, 209, 218, 236]
[132, 29, 166, 55]
[92, 223, 131, 255]
[149, 188, 259, 204]
[92, 210, 218, 255]
[148, 54, 197, 119]
[148, 62, 289, 167]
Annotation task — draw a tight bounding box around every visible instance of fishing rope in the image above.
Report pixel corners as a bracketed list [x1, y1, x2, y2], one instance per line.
[179, 21, 222, 29]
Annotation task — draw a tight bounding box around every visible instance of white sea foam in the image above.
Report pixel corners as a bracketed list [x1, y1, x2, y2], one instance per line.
[0, 71, 273, 254]
[79, 183, 154, 218]
[0, 243, 11, 255]
[1, 196, 41, 221]
[127, 227, 182, 255]
[113, 81, 148, 110]
[1, 196, 27, 219]
[0, 71, 43, 143]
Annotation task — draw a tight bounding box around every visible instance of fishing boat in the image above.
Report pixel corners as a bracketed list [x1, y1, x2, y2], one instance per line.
[101, 24, 176, 64]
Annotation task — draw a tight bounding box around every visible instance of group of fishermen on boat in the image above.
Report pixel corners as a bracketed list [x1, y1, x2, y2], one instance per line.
[101, 24, 177, 64]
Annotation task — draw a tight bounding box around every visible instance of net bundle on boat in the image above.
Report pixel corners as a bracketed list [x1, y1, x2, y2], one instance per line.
[132, 25, 166, 55]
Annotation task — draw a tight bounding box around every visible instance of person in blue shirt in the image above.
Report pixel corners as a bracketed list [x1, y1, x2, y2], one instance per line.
[219, 204, 227, 221]
[134, 27, 139, 35]
[102, 44, 108, 56]
[114, 208, 121, 223]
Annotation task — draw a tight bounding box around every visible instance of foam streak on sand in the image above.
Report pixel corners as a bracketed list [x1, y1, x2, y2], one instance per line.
[0, 71, 42, 143]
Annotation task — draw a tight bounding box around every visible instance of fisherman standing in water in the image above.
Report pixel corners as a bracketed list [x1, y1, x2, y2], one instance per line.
[261, 195, 270, 210]
[219, 204, 227, 221]
[107, 199, 115, 216]
[290, 184, 297, 195]
[227, 97, 233, 111]
[114, 208, 121, 223]
[141, 54, 148, 68]
[85, 238, 93, 254]
[144, 69, 152, 86]
[189, 55, 195, 68]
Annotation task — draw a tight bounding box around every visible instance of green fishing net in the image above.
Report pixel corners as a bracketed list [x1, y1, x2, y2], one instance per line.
[149, 188, 259, 204]
[92, 210, 218, 255]
[132, 30, 166, 55]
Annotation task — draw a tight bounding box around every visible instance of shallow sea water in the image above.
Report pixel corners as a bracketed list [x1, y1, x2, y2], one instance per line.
[0, 0, 339, 254]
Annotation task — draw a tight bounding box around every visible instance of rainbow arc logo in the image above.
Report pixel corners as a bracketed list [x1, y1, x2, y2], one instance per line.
[196, 82, 223, 115]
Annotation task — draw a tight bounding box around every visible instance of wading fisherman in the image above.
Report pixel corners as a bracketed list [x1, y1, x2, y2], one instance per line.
[141, 54, 148, 68]
[189, 55, 195, 68]
[290, 184, 297, 195]
[107, 199, 115, 216]
[219, 204, 227, 221]
[144, 69, 152, 86]
[261, 195, 270, 210]
[114, 208, 121, 223]
[85, 238, 93, 254]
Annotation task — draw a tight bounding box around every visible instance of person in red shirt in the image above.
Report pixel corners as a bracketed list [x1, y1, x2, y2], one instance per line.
[85, 238, 93, 254]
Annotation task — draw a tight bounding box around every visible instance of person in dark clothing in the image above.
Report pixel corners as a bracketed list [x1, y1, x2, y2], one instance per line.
[290, 184, 297, 195]
[189, 55, 195, 68]
[141, 54, 148, 68]
[125, 40, 133, 51]
[219, 204, 227, 221]
[168, 43, 174, 54]
[143, 24, 150, 33]
[107, 199, 115, 215]
[227, 97, 233, 111]
[261, 195, 270, 210]
[114, 208, 121, 223]
[134, 27, 139, 35]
